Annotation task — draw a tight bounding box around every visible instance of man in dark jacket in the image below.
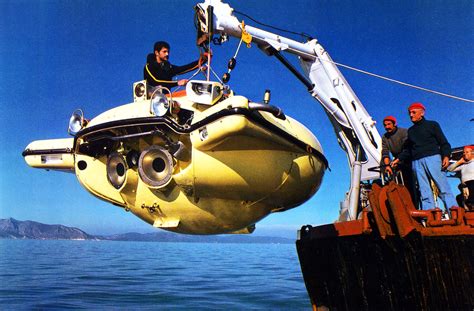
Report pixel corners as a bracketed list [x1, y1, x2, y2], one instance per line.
[392, 102, 456, 214]
[381, 115, 415, 201]
[144, 41, 204, 95]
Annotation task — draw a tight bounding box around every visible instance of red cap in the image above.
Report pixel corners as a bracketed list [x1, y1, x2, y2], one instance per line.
[383, 115, 397, 124]
[408, 102, 425, 111]
[464, 145, 474, 151]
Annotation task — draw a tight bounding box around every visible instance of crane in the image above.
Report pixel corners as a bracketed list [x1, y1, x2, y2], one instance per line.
[195, 0, 383, 220]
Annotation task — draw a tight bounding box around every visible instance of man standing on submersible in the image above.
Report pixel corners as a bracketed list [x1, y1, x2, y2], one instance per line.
[144, 41, 207, 96]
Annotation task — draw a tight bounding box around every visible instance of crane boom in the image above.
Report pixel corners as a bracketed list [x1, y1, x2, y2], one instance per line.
[196, 0, 383, 220]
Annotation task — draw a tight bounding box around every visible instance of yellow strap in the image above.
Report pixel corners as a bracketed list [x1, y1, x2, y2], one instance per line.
[241, 21, 252, 47]
[145, 64, 177, 84]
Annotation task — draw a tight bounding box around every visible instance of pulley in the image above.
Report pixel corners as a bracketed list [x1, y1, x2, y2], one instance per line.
[221, 24, 248, 84]
[228, 57, 236, 70]
[222, 73, 230, 83]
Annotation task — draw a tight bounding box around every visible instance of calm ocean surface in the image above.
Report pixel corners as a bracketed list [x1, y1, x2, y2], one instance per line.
[0, 240, 310, 310]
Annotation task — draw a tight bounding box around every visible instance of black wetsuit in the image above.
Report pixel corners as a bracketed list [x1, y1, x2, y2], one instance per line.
[143, 53, 199, 90]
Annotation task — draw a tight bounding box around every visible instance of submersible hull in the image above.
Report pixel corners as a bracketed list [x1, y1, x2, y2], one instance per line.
[296, 182, 474, 310]
[22, 81, 328, 235]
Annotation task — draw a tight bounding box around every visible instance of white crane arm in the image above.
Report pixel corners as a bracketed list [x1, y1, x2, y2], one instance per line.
[196, 0, 383, 219]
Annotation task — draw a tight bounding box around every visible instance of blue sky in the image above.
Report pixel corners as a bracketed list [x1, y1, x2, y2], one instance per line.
[1, 0, 472, 237]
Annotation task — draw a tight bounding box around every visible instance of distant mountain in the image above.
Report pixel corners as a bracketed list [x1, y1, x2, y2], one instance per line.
[0, 218, 96, 240]
[103, 231, 294, 244]
[0, 219, 293, 244]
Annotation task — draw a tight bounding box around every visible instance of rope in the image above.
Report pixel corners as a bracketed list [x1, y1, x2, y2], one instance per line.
[174, 59, 208, 93]
[188, 67, 204, 81]
[209, 66, 224, 84]
[233, 37, 244, 59]
[234, 10, 312, 41]
[207, 30, 212, 81]
[231, 9, 472, 103]
[320, 58, 474, 103]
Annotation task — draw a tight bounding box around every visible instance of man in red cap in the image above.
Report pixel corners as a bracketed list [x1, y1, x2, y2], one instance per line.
[381, 115, 416, 201]
[392, 102, 457, 215]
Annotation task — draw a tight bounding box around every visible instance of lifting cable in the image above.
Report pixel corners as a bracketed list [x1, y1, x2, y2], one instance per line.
[173, 49, 210, 92]
[234, 10, 312, 41]
[233, 37, 244, 60]
[220, 36, 243, 83]
[322, 58, 474, 103]
[234, 10, 473, 103]
[220, 22, 252, 84]
[189, 50, 225, 84]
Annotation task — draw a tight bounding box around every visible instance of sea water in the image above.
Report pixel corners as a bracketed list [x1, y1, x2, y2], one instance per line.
[0, 240, 310, 309]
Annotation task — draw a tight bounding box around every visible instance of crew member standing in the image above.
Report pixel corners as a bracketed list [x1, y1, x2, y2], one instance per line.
[392, 102, 457, 215]
[381, 115, 416, 202]
[447, 145, 474, 210]
[144, 41, 205, 95]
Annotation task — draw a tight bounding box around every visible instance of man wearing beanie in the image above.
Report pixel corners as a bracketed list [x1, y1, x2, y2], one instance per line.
[381, 115, 416, 201]
[392, 102, 457, 215]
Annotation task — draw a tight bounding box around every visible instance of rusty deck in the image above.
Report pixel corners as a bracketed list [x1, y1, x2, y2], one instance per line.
[297, 182, 474, 310]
